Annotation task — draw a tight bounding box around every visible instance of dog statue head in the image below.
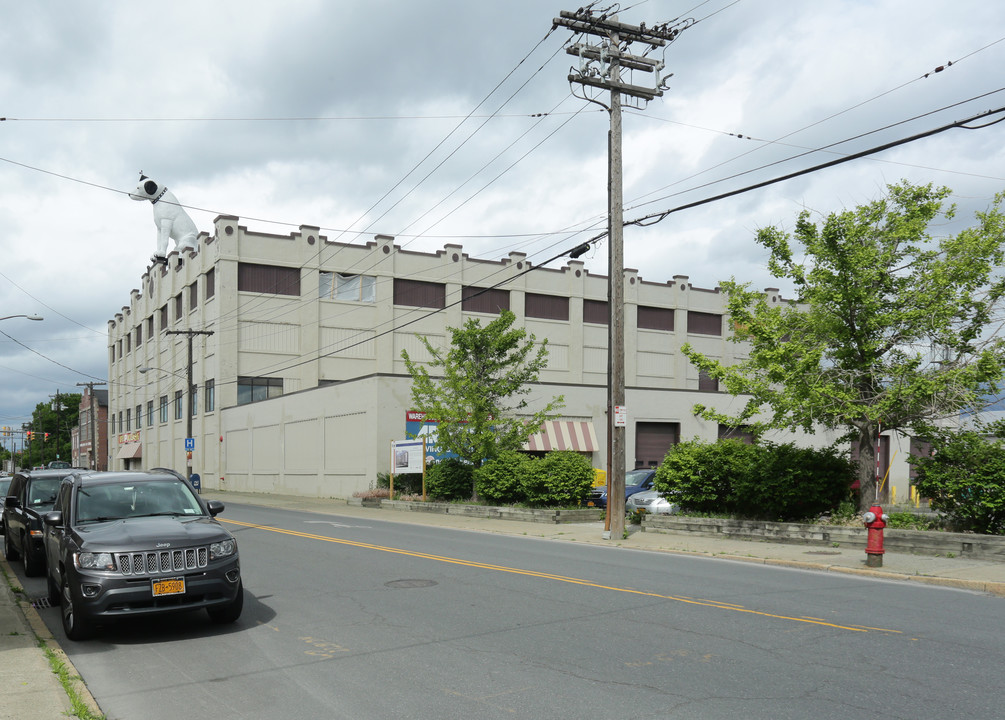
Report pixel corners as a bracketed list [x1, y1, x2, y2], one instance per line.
[129, 173, 168, 203]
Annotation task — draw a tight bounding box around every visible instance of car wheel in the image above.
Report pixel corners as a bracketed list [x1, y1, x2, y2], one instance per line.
[22, 535, 41, 577]
[60, 576, 93, 641]
[207, 580, 244, 624]
[3, 527, 19, 561]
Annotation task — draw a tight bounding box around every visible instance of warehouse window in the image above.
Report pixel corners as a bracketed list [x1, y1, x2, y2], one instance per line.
[638, 305, 674, 331]
[583, 299, 608, 325]
[462, 286, 510, 314]
[238, 263, 301, 296]
[237, 376, 284, 405]
[525, 293, 569, 321]
[393, 279, 445, 308]
[320, 272, 376, 302]
[687, 311, 722, 336]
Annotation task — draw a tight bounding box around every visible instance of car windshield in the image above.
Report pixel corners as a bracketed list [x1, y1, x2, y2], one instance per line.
[625, 470, 652, 487]
[76, 479, 204, 524]
[0, 478, 11, 496]
[27, 477, 61, 508]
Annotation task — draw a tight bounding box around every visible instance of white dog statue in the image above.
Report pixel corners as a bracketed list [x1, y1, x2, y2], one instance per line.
[129, 174, 199, 263]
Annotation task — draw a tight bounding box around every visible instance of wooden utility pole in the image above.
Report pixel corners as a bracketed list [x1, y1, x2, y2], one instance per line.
[554, 8, 689, 540]
[166, 329, 214, 481]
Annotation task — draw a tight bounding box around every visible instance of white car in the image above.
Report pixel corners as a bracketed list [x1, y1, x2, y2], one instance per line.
[625, 489, 679, 515]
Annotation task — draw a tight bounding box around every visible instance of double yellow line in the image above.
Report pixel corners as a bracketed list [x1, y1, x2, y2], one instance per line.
[224, 518, 899, 634]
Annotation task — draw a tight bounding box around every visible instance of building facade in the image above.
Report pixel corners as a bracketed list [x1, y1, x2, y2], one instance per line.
[107, 216, 916, 502]
[72, 387, 108, 471]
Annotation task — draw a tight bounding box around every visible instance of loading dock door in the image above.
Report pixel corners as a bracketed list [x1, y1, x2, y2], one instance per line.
[635, 422, 680, 469]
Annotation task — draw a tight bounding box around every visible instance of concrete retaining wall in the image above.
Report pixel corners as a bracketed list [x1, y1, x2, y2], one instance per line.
[642, 515, 1005, 562]
[361, 498, 602, 524]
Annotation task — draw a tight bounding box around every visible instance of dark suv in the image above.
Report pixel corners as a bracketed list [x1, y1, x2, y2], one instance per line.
[3, 469, 73, 576]
[42, 470, 243, 640]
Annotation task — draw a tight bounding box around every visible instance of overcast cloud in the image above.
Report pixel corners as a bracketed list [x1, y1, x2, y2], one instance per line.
[1, 0, 1004, 433]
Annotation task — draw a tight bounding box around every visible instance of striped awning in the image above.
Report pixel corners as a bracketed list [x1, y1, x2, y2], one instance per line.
[115, 442, 143, 460]
[523, 421, 599, 453]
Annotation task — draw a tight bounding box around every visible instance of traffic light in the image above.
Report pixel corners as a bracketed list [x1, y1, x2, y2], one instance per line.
[44, 432, 50, 441]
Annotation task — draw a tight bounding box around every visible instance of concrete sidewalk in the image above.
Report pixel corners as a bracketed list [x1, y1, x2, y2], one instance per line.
[2, 490, 1004, 720]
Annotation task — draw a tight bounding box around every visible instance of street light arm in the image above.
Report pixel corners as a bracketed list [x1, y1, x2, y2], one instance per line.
[0, 314, 43, 322]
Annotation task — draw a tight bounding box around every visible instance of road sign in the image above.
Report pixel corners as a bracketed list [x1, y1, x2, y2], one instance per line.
[185, 437, 195, 451]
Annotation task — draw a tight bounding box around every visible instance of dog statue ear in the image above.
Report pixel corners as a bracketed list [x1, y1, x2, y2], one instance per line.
[143, 180, 159, 196]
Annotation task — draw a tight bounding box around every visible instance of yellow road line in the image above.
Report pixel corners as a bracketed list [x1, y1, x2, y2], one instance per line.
[224, 518, 880, 633]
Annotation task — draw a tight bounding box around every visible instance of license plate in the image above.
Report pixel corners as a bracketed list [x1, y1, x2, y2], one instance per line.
[152, 577, 186, 597]
[587, 501, 595, 507]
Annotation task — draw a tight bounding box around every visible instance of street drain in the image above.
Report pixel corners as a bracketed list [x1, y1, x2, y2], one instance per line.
[31, 597, 53, 609]
[385, 579, 438, 589]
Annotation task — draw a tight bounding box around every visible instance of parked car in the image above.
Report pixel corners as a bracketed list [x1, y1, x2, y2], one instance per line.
[0, 475, 11, 535]
[586, 468, 656, 509]
[3, 469, 73, 576]
[42, 469, 243, 640]
[47, 461, 71, 469]
[626, 489, 680, 515]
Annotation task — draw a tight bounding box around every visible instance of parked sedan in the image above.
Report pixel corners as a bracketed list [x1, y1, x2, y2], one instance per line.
[626, 489, 680, 515]
[0, 475, 11, 535]
[586, 468, 656, 509]
[3, 469, 74, 576]
[43, 469, 243, 640]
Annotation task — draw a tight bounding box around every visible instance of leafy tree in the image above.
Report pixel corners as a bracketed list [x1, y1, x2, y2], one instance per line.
[27, 393, 81, 468]
[684, 182, 1005, 510]
[403, 309, 564, 498]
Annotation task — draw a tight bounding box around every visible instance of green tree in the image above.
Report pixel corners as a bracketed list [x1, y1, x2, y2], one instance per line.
[402, 309, 564, 498]
[29, 393, 81, 467]
[684, 182, 1005, 510]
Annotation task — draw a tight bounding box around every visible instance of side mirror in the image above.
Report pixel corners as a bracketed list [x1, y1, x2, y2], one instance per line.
[43, 511, 63, 527]
[4, 495, 17, 509]
[206, 500, 225, 517]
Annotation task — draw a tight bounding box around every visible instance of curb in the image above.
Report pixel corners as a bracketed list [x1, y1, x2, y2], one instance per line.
[637, 546, 1005, 598]
[0, 555, 103, 718]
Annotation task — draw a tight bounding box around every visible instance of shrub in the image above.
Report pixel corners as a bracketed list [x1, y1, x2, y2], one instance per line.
[913, 429, 1005, 535]
[425, 458, 474, 501]
[654, 439, 756, 513]
[732, 442, 853, 521]
[475, 451, 530, 505]
[381, 471, 423, 496]
[655, 440, 853, 521]
[528, 451, 594, 507]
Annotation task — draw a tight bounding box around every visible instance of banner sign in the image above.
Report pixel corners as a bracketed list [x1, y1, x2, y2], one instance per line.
[404, 411, 458, 464]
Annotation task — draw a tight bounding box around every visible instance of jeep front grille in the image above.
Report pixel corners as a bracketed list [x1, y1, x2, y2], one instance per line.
[116, 547, 209, 576]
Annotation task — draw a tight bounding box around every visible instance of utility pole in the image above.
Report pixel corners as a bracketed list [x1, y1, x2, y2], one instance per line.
[554, 7, 690, 540]
[166, 329, 214, 481]
[77, 382, 107, 470]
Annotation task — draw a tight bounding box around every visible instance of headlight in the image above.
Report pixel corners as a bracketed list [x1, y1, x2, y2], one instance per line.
[76, 552, 115, 571]
[210, 539, 237, 559]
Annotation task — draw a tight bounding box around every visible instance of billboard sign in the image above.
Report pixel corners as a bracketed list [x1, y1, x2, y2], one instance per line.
[405, 411, 459, 465]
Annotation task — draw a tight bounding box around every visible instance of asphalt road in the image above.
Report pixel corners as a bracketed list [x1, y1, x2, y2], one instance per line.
[14, 501, 1005, 719]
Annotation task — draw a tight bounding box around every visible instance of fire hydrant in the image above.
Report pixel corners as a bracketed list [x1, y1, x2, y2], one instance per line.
[863, 505, 888, 568]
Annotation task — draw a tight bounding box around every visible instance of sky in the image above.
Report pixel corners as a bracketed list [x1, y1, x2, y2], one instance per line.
[1, 0, 1004, 435]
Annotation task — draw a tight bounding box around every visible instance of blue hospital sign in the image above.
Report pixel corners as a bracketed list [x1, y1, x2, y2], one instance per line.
[184, 437, 195, 451]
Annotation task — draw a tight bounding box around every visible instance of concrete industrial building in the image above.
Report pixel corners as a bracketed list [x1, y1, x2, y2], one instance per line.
[106, 216, 914, 502]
